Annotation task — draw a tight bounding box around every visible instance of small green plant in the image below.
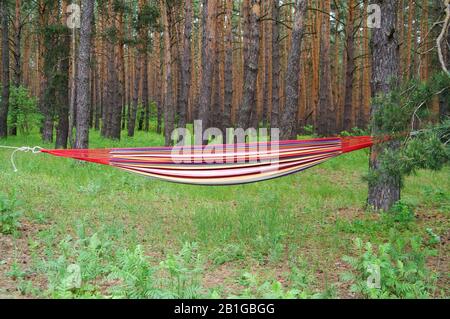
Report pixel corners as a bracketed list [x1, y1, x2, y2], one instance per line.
[0, 193, 22, 235]
[425, 228, 440, 245]
[341, 236, 437, 298]
[210, 244, 244, 266]
[8, 86, 41, 136]
[385, 201, 415, 224]
[159, 242, 205, 299]
[108, 245, 157, 298]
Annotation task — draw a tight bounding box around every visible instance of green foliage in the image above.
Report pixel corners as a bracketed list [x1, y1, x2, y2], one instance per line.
[341, 236, 437, 298]
[385, 201, 415, 224]
[158, 242, 204, 299]
[340, 127, 370, 137]
[109, 245, 157, 298]
[8, 86, 41, 135]
[210, 244, 245, 266]
[369, 73, 450, 188]
[0, 193, 22, 235]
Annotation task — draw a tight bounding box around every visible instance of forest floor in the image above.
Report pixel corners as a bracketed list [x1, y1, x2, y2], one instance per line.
[0, 130, 448, 299]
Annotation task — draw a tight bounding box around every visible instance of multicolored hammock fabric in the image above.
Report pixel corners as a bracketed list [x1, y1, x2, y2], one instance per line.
[41, 136, 374, 186]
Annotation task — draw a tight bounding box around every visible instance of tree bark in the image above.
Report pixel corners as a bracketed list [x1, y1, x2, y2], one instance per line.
[10, 0, 21, 136]
[223, 0, 233, 131]
[368, 0, 401, 212]
[197, 0, 216, 138]
[343, 0, 355, 132]
[161, 0, 174, 146]
[0, 0, 9, 138]
[280, 0, 308, 140]
[74, 0, 95, 149]
[271, 0, 280, 130]
[237, 0, 261, 130]
[317, 0, 335, 136]
[179, 0, 193, 130]
[128, 48, 140, 137]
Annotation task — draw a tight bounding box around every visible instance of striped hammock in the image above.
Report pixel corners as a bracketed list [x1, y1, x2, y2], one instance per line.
[41, 136, 374, 186]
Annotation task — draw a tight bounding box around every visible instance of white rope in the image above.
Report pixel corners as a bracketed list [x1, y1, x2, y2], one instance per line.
[0, 145, 43, 172]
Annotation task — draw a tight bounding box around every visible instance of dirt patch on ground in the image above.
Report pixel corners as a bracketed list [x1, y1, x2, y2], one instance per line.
[0, 220, 48, 299]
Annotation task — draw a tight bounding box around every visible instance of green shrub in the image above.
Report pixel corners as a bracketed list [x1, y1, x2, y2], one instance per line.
[0, 193, 22, 235]
[341, 236, 437, 298]
[8, 86, 41, 136]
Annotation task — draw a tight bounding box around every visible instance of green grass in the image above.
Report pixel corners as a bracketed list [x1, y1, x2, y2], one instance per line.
[0, 130, 448, 298]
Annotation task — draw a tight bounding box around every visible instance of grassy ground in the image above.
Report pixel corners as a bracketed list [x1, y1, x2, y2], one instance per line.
[0, 130, 448, 299]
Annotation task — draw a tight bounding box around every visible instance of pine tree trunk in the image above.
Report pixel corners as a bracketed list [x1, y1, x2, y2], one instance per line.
[368, 0, 401, 212]
[161, 0, 174, 146]
[0, 0, 9, 138]
[343, 0, 355, 132]
[280, 0, 307, 140]
[197, 0, 216, 138]
[317, 0, 335, 136]
[74, 0, 95, 149]
[128, 48, 140, 137]
[10, 0, 21, 136]
[223, 0, 233, 131]
[262, 0, 270, 127]
[179, 0, 193, 130]
[142, 52, 149, 131]
[237, 0, 261, 130]
[271, 0, 280, 130]
[55, 15, 70, 149]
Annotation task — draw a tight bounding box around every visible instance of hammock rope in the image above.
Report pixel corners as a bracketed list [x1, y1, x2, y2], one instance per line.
[0, 145, 43, 172]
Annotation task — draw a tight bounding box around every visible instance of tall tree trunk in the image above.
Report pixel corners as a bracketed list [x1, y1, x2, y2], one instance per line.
[74, 0, 95, 149]
[237, 0, 261, 130]
[223, 0, 233, 130]
[404, 0, 415, 80]
[317, 0, 335, 136]
[179, 0, 193, 130]
[280, 0, 308, 140]
[368, 0, 401, 212]
[55, 15, 70, 149]
[128, 48, 140, 137]
[197, 0, 216, 139]
[0, 0, 9, 138]
[343, 0, 355, 132]
[161, 0, 174, 146]
[271, 0, 280, 130]
[10, 0, 21, 136]
[142, 52, 149, 131]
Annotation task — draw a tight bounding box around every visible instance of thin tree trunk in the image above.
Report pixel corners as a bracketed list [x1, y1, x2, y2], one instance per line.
[271, 0, 280, 130]
[368, 0, 401, 212]
[128, 48, 140, 137]
[317, 0, 335, 136]
[223, 0, 233, 130]
[142, 52, 149, 131]
[10, 0, 21, 136]
[343, 0, 355, 132]
[0, 0, 9, 138]
[74, 0, 95, 149]
[280, 0, 308, 140]
[161, 0, 174, 146]
[179, 0, 193, 130]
